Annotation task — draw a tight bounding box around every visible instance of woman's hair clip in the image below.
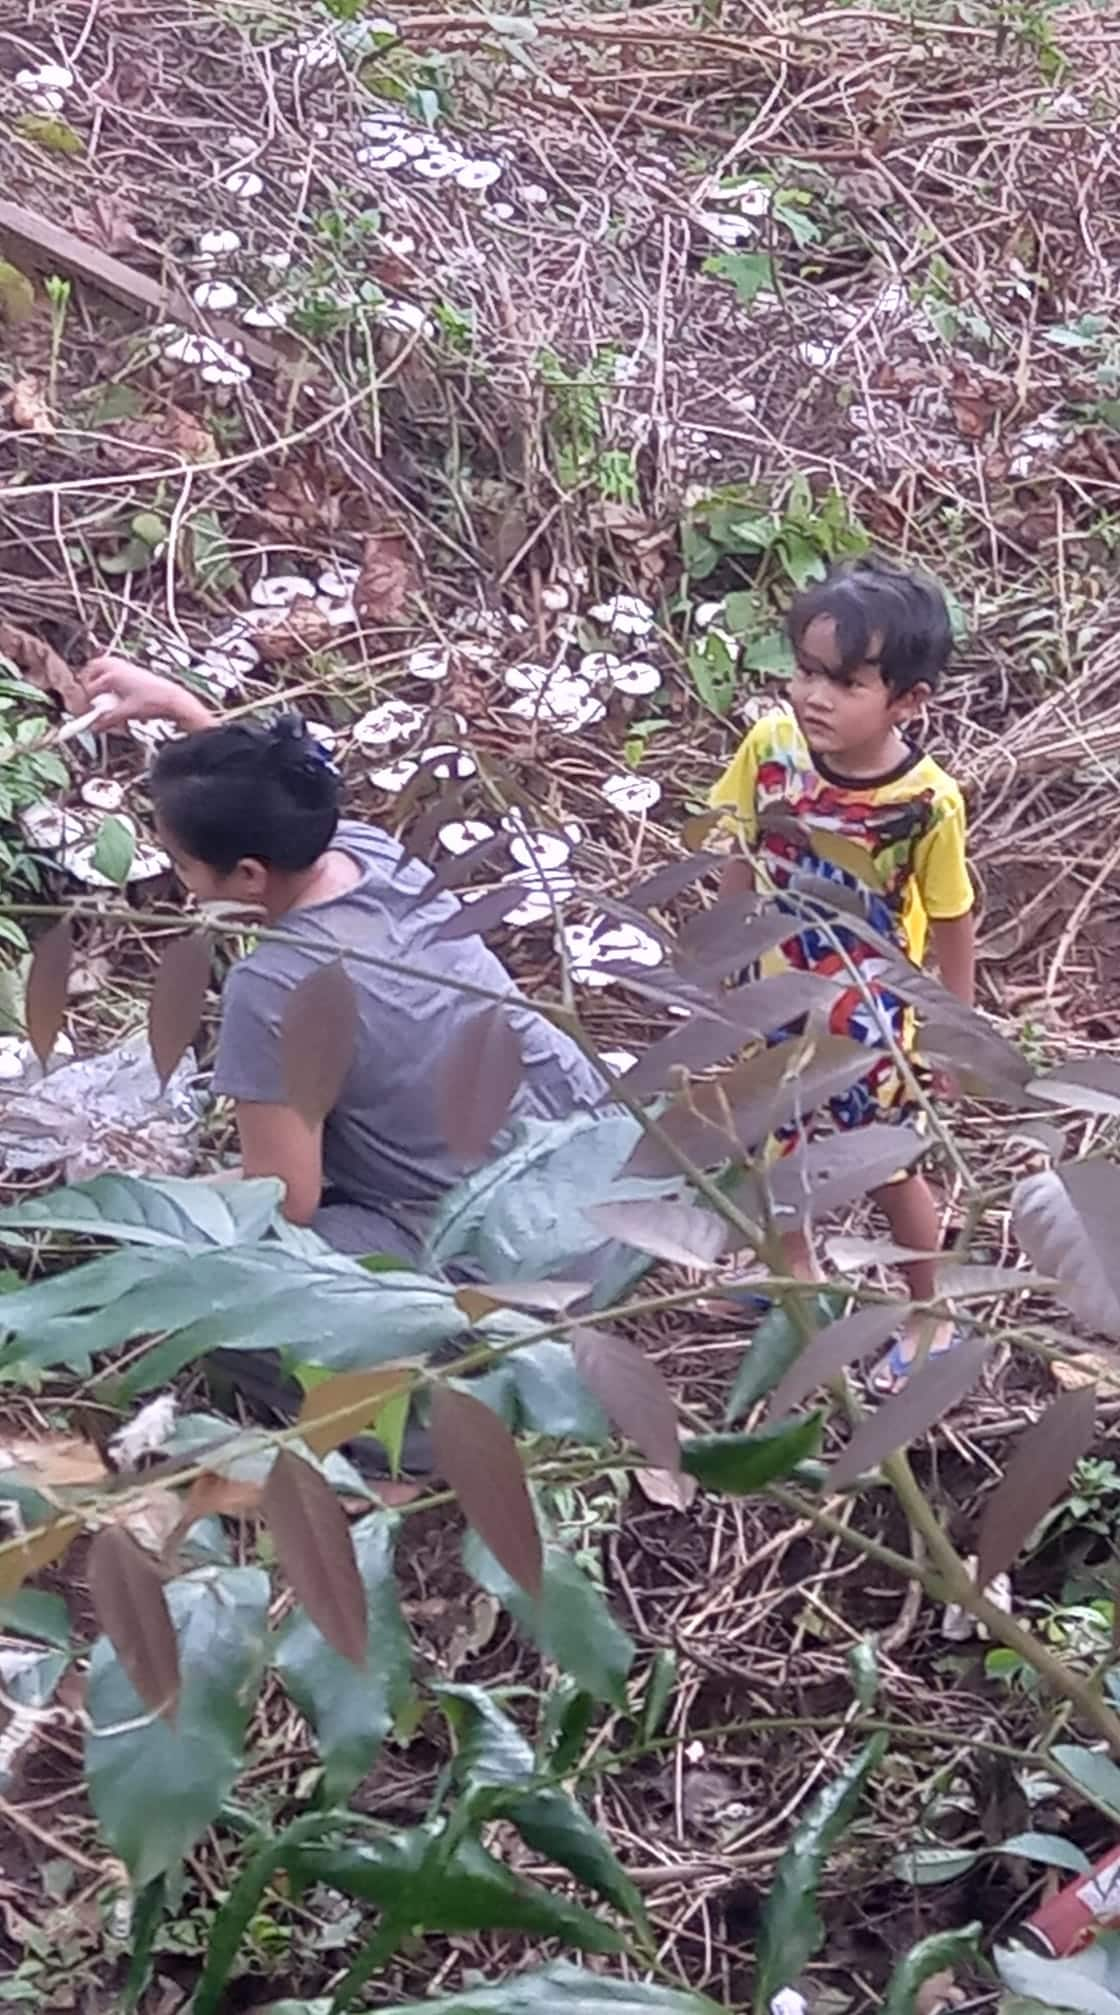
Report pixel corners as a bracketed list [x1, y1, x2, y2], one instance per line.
[305, 735, 340, 779]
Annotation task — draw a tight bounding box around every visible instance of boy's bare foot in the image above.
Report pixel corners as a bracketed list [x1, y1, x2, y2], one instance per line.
[868, 1319, 960, 1397]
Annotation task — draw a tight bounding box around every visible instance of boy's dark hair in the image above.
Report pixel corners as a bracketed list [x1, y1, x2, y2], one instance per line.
[150, 713, 340, 874]
[787, 556, 953, 696]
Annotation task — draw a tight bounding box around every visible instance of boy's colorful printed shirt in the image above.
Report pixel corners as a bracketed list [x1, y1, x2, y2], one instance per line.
[708, 711, 973, 1127]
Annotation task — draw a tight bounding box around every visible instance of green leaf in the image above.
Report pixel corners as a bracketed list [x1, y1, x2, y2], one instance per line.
[266, 1965, 722, 2013]
[438, 1682, 535, 1785]
[996, 1944, 1120, 2015]
[100, 536, 154, 574]
[893, 1845, 980, 1885]
[755, 1736, 886, 2008]
[131, 512, 167, 547]
[0, 1172, 286, 1248]
[189, 510, 236, 590]
[743, 631, 796, 677]
[193, 1813, 340, 2015]
[703, 251, 774, 306]
[847, 1639, 877, 1711]
[1052, 1743, 1120, 1820]
[504, 1787, 649, 1935]
[274, 1512, 412, 1802]
[682, 1414, 823, 1493]
[884, 1925, 982, 2015]
[89, 382, 142, 423]
[91, 816, 136, 886]
[0, 1588, 71, 1647]
[643, 1649, 677, 1741]
[507, 1339, 610, 1441]
[299, 1830, 624, 1952]
[1000, 1831, 1092, 1874]
[778, 529, 828, 591]
[464, 1534, 634, 1706]
[85, 1568, 270, 1886]
[726, 1305, 802, 1419]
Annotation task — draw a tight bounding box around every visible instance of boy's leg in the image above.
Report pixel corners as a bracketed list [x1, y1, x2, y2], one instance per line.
[869, 1172, 954, 1391]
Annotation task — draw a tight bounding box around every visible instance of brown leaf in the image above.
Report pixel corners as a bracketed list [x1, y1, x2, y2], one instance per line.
[627, 852, 724, 913]
[296, 1368, 413, 1460]
[262, 1449, 368, 1666]
[254, 605, 335, 662]
[439, 1005, 523, 1161]
[25, 917, 73, 1067]
[433, 881, 533, 941]
[767, 1304, 904, 1418]
[618, 971, 841, 1099]
[453, 1279, 590, 1320]
[429, 1384, 542, 1597]
[572, 1325, 680, 1469]
[584, 1196, 726, 1270]
[829, 1331, 991, 1489]
[114, 406, 216, 466]
[0, 620, 83, 710]
[354, 532, 416, 624]
[623, 1035, 870, 1177]
[634, 1466, 697, 1510]
[88, 1525, 180, 1721]
[976, 1386, 1096, 1588]
[75, 193, 140, 250]
[0, 1514, 81, 1598]
[8, 377, 52, 434]
[148, 931, 211, 1090]
[0, 1430, 106, 1488]
[731, 1123, 927, 1236]
[281, 960, 359, 1128]
[1012, 1161, 1120, 1338]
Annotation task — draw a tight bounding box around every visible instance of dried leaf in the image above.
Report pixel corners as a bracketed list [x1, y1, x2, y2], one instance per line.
[453, 1280, 590, 1319]
[585, 1197, 727, 1269]
[262, 1449, 368, 1666]
[571, 1326, 680, 1470]
[114, 406, 217, 466]
[1012, 1161, 1120, 1338]
[281, 960, 359, 1127]
[634, 1467, 697, 1510]
[0, 1430, 106, 1488]
[254, 605, 335, 662]
[440, 1005, 523, 1161]
[74, 193, 139, 251]
[88, 1525, 180, 1721]
[354, 532, 416, 624]
[0, 1514, 81, 1598]
[767, 1304, 905, 1418]
[434, 882, 534, 941]
[429, 1384, 542, 1597]
[25, 917, 73, 1068]
[296, 1368, 413, 1460]
[148, 932, 211, 1090]
[8, 377, 52, 434]
[0, 620, 83, 710]
[976, 1387, 1096, 1588]
[829, 1331, 991, 1489]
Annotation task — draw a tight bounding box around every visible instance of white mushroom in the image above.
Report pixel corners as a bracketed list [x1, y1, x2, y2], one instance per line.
[358, 145, 409, 170]
[406, 644, 451, 681]
[541, 584, 570, 612]
[579, 651, 622, 683]
[557, 918, 665, 988]
[383, 232, 417, 257]
[589, 593, 654, 639]
[421, 744, 477, 780]
[198, 228, 243, 258]
[611, 660, 661, 696]
[797, 339, 839, 369]
[438, 820, 496, 855]
[193, 280, 239, 313]
[603, 772, 662, 814]
[260, 248, 293, 273]
[368, 755, 418, 791]
[508, 831, 573, 872]
[80, 778, 125, 812]
[224, 170, 264, 199]
[352, 699, 425, 748]
[412, 150, 468, 180]
[242, 302, 290, 329]
[457, 161, 502, 192]
[489, 202, 515, 222]
[379, 299, 434, 338]
[250, 573, 317, 609]
[521, 183, 549, 204]
[318, 564, 360, 600]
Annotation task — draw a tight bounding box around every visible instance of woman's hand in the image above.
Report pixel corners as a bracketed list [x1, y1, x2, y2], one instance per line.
[81, 655, 217, 733]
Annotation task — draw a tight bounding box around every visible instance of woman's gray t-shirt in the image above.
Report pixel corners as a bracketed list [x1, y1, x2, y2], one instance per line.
[211, 821, 606, 1236]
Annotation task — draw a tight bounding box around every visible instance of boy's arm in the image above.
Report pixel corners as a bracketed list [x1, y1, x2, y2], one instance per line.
[929, 910, 975, 1008]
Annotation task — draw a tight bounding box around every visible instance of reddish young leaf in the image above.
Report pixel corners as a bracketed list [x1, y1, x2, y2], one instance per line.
[296, 1368, 413, 1460]
[976, 1387, 1097, 1588]
[585, 1197, 726, 1269]
[88, 1525, 180, 1722]
[766, 1304, 905, 1419]
[627, 852, 724, 913]
[829, 1331, 991, 1489]
[572, 1326, 680, 1471]
[280, 960, 359, 1128]
[25, 917, 73, 1067]
[434, 882, 533, 942]
[429, 1384, 542, 1598]
[439, 1005, 523, 1161]
[618, 971, 839, 1098]
[148, 930, 212, 1089]
[406, 830, 514, 911]
[1012, 1162, 1120, 1338]
[623, 1035, 868, 1177]
[261, 1449, 368, 1666]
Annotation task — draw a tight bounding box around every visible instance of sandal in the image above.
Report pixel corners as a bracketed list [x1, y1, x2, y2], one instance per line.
[868, 1326, 964, 1398]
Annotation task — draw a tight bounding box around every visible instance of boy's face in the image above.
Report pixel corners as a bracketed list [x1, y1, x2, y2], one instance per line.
[789, 614, 926, 766]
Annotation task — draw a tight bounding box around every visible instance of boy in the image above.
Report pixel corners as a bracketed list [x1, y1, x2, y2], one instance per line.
[709, 556, 976, 1391]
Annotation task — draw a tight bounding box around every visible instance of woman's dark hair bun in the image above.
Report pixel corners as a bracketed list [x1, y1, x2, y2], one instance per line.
[149, 709, 342, 875]
[263, 712, 339, 803]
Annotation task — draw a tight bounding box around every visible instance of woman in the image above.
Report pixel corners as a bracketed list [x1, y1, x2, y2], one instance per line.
[82, 657, 607, 1264]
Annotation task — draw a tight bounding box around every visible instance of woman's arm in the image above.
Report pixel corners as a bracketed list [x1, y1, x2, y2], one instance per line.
[81, 655, 218, 733]
[929, 910, 976, 1008]
[235, 1102, 324, 1224]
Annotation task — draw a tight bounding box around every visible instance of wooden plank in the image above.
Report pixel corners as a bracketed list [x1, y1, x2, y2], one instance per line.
[0, 200, 284, 372]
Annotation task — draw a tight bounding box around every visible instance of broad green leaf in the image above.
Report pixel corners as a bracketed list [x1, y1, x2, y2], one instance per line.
[755, 1737, 886, 2008]
[848, 1640, 877, 1711]
[703, 251, 774, 307]
[504, 1786, 648, 1934]
[884, 1925, 981, 2015]
[643, 1649, 677, 1740]
[274, 1513, 411, 1801]
[682, 1415, 822, 1493]
[193, 1812, 340, 2015]
[464, 1533, 634, 1706]
[727, 1306, 802, 1419]
[298, 1829, 624, 1952]
[893, 1845, 980, 1885]
[0, 1588, 71, 1647]
[1000, 1832, 1092, 1874]
[506, 1340, 610, 1441]
[996, 1943, 1120, 2015]
[277, 1963, 722, 2012]
[85, 1567, 270, 1886]
[542, 1682, 596, 1773]
[0, 1172, 285, 1248]
[91, 815, 136, 886]
[1051, 1744, 1120, 1820]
